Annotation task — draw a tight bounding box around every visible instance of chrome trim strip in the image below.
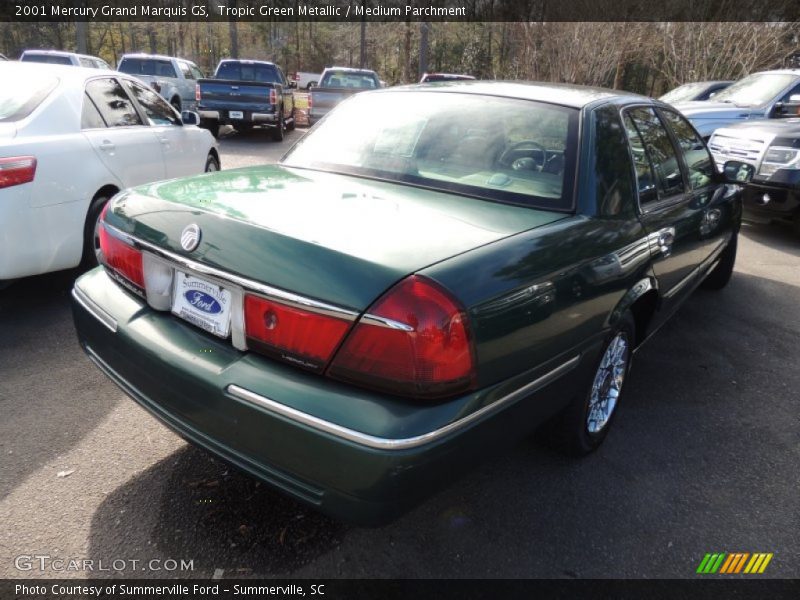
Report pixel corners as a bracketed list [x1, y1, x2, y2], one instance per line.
[360, 314, 414, 331]
[226, 354, 581, 451]
[103, 223, 359, 321]
[72, 286, 118, 333]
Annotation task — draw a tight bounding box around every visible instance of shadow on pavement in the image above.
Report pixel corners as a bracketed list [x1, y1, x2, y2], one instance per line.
[0, 268, 121, 500]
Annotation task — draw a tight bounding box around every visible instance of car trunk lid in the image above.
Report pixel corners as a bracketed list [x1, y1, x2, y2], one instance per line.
[105, 165, 566, 311]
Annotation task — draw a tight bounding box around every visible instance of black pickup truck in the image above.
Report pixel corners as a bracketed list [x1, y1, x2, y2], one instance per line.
[196, 60, 296, 140]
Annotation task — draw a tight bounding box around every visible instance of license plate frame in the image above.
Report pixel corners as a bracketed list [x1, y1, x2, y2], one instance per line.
[171, 271, 233, 338]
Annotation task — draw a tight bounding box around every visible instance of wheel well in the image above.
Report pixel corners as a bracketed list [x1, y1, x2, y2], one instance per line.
[85, 185, 119, 225]
[171, 96, 181, 107]
[629, 290, 659, 347]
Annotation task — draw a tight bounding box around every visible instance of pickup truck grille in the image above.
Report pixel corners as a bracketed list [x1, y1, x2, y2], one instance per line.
[708, 134, 766, 167]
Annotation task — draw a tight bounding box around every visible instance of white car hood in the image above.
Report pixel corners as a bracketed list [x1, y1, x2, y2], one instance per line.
[673, 101, 755, 120]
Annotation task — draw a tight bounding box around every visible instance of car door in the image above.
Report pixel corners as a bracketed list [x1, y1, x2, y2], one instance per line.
[658, 107, 732, 259]
[124, 78, 205, 178]
[622, 106, 709, 314]
[82, 77, 166, 186]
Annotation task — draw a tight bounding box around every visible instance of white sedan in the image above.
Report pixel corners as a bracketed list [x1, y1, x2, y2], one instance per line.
[0, 62, 219, 283]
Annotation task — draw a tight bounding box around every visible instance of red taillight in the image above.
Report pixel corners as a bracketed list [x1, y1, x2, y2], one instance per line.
[269, 88, 277, 105]
[328, 276, 476, 399]
[195, 83, 201, 102]
[98, 213, 144, 289]
[307, 93, 312, 109]
[244, 295, 352, 372]
[0, 156, 36, 189]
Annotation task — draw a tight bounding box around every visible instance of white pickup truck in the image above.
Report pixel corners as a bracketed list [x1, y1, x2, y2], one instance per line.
[675, 69, 800, 139]
[117, 53, 204, 113]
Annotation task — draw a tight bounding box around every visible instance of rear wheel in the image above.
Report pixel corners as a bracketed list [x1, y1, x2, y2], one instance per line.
[549, 311, 635, 456]
[82, 194, 111, 268]
[201, 120, 220, 138]
[700, 232, 737, 290]
[286, 107, 296, 131]
[204, 153, 220, 173]
[272, 109, 285, 141]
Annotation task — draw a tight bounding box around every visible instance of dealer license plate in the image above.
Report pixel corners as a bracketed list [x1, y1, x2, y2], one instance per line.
[171, 271, 232, 338]
[229, 110, 244, 119]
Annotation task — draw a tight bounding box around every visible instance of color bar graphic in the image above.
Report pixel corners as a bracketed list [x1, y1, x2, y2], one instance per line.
[698, 552, 773, 574]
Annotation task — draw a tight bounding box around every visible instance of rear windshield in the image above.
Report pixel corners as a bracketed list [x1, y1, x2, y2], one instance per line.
[118, 58, 176, 78]
[215, 62, 281, 83]
[0, 72, 59, 122]
[22, 54, 72, 66]
[283, 91, 578, 211]
[320, 70, 379, 89]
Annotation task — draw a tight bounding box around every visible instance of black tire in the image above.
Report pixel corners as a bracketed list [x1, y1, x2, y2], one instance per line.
[549, 310, 636, 456]
[82, 194, 111, 268]
[286, 107, 296, 131]
[700, 232, 737, 290]
[204, 153, 220, 173]
[271, 109, 285, 141]
[201, 120, 220, 138]
[170, 98, 181, 112]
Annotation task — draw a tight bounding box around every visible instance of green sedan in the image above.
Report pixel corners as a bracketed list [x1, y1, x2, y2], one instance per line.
[72, 82, 753, 524]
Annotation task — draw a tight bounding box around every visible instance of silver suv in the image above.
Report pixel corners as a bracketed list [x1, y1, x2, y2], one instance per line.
[117, 53, 204, 112]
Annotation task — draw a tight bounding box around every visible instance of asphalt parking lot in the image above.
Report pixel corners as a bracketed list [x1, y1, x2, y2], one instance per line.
[1, 127, 798, 580]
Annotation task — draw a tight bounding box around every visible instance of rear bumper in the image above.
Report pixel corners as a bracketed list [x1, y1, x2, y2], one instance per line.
[72, 268, 591, 524]
[199, 109, 278, 127]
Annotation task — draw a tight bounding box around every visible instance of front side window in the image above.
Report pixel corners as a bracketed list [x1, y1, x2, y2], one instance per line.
[190, 65, 204, 80]
[624, 107, 685, 202]
[283, 91, 578, 210]
[85, 78, 143, 127]
[126, 80, 180, 126]
[660, 108, 715, 190]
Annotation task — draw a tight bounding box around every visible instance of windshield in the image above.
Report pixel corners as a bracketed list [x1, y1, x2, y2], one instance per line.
[712, 73, 797, 107]
[320, 70, 379, 89]
[0, 72, 59, 122]
[660, 82, 709, 104]
[282, 91, 578, 210]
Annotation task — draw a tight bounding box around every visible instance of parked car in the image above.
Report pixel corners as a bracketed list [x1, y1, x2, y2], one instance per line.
[72, 82, 751, 524]
[419, 72, 476, 83]
[0, 61, 219, 284]
[675, 69, 800, 138]
[709, 119, 800, 235]
[196, 59, 296, 140]
[20, 49, 111, 69]
[290, 71, 320, 89]
[659, 80, 733, 103]
[117, 53, 203, 112]
[307, 67, 380, 125]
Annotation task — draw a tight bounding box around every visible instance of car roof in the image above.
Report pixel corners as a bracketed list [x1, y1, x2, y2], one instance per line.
[120, 53, 194, 64]
[218, 59, 277, 66]
[324, 66, 378, 74]
[748, 69, 800, 77]
[22, 49, 102, 60]
[2, 60, 119, 80]
[383, 81, 647, 109]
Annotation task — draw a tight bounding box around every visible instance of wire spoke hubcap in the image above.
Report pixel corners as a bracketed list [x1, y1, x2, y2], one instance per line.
[586, 332, 629, 434]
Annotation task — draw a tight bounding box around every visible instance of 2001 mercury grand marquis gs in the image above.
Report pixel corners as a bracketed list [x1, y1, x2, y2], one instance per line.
[72, 83, 753, 524]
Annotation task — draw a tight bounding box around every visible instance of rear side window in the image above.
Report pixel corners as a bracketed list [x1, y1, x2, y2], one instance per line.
[85, 78, 143, 127]
[81, 93, 107, 129]
[216, 62, 281, 83]
[591, 104, 636, 217]
[190, 65, 204, 80]
[119, 58, 177, 78]
[660, 108, 715, 190]
[623, 107, 685, 204]
[178, 62, 194, 80]
[21, 54, 72, 66]
[0, 73, 59, 122]
[79, 57, 95, 68]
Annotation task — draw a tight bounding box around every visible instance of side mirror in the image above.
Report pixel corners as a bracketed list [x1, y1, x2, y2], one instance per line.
[288, 81, 297, 89]
[722, 160, 755, 184]
[772, 101, 800, 118]
[181, 110, 200, 126]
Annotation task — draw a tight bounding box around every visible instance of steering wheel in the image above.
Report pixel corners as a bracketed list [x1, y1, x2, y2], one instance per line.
[498, 141, 549, 171]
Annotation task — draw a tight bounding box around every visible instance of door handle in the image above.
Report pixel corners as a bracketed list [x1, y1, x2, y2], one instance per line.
[99, 140, 115, 152]
[656, 227, 676, 257]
